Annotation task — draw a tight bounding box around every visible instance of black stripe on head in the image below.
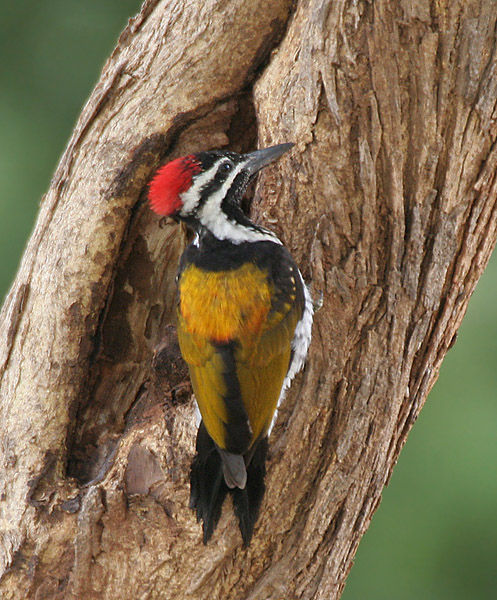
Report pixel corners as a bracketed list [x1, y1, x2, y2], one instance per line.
[220, 168, 267, 231]
[195, 151, 247, 209]
[221, 169, 250, 205]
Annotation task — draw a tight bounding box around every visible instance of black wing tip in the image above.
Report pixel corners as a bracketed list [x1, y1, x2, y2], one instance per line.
[231, 489, 256, 546]
[190, 425, 269, 546]
[190, 423, 227, 544]
[232, 437, 269, 545]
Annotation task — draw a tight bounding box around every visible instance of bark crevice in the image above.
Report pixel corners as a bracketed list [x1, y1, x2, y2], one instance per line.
[1, 1, 497, 599]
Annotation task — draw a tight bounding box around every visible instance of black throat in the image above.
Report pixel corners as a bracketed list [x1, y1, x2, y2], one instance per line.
[180, 231, 283, 273]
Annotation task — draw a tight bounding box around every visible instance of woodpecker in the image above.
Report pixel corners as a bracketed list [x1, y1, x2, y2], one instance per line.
[148, 143, 313, 545]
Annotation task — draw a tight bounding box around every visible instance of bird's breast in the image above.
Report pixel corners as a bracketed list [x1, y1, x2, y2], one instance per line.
[178, 263, 272, 343]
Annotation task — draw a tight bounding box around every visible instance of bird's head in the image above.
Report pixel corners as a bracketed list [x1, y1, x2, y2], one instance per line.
[148, 143, 293, 243]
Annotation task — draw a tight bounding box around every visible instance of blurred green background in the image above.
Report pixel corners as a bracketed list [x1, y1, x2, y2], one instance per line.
[1, 2, 496, 597]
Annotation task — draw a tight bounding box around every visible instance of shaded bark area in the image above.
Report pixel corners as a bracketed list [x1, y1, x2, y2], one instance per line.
[1, 0, 497, 598]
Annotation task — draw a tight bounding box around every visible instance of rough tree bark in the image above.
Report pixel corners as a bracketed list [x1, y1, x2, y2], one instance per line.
[1, 0, 496, 598]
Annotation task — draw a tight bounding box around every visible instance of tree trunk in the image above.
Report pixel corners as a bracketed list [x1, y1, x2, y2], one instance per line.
[1, 0, 496, 598]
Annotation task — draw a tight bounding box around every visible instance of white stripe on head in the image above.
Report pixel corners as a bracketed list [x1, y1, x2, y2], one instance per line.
[197, 159, 281, 245]
[179, 160, 223, 214]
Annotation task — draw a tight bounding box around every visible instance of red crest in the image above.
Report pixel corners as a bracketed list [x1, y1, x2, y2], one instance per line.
[149, 155, 201, 216]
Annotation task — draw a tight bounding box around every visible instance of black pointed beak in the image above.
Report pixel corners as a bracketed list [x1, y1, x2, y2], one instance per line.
[244, 143, 294, 176]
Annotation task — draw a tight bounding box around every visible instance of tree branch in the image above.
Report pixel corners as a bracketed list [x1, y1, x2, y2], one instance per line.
[1, 1, 496, 598]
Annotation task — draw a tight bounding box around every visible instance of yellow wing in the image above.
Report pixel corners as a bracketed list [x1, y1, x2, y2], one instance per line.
[177, 262, 303, 453]
[235, 301, 301, 442]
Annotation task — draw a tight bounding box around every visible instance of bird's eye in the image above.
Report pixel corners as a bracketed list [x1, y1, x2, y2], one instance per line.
[221, 161, 233, 172]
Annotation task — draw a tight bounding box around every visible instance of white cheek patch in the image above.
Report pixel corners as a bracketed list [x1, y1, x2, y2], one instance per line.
[198, 161, 245, 220]
[180, 162, 221, 214]
[198, 162, 281, 245]
[201, 211, 281, 244]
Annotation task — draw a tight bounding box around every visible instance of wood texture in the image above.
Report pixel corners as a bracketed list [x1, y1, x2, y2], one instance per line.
[1, 0, 497, 598]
